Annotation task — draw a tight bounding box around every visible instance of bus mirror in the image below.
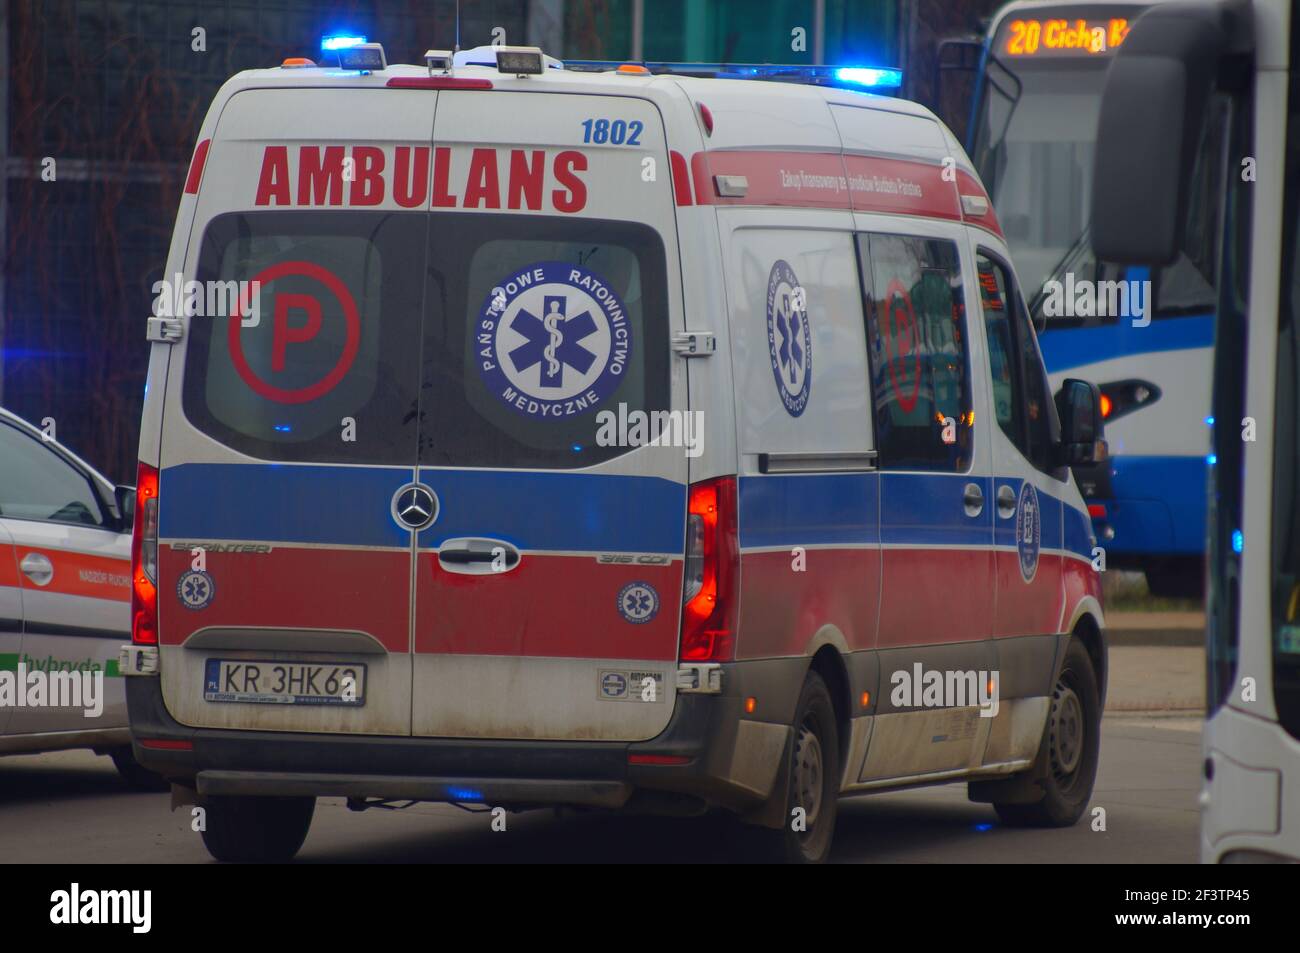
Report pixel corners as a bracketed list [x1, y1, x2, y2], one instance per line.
[1055, 379, 1107, 467]
[1091, 0, 1250, 265]
[932, 36, 983, 134]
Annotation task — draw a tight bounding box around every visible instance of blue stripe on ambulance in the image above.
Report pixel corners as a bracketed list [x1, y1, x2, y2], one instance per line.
[160, 463, 686, 553]
[740, 472, 1089, 559]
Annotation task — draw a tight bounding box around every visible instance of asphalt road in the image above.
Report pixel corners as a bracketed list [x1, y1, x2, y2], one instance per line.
[0, 713, 1201, 863]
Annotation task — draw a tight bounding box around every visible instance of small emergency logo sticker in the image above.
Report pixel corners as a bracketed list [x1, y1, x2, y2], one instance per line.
[477, 261, 632, 420]
[766, 259, 812, 417]
[600, 672, 628, 698]
[597, 669, 665, 703]
[177, 570, 215, 610]
[1016, 482, 1041, 583]
[617, 581, 659, 624]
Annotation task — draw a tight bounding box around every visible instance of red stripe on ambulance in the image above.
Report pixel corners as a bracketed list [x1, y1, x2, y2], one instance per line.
[254, 145, 588, 212]
[687, 149, 972, 224]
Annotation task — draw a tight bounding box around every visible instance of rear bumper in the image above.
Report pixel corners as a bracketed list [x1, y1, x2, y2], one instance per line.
[126, 659, 804, 813]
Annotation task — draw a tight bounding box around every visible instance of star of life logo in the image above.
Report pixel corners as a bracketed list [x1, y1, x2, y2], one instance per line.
[1016, 482, 1041, 583]
[177, 569, 215, 609]
[477, 261, 631, 420]
[617, 581, 659, 624]
[766, 259, 812, 417]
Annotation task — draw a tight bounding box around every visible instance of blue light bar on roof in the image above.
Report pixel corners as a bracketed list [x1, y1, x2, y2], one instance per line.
[835, 66, 903, 89]
[321, 34, 366, 52]
[562, 60, 904, 92]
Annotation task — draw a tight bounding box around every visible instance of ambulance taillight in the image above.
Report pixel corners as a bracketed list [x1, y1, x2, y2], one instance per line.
[681, 477, 740, 662]
[132, 462, 160, 645]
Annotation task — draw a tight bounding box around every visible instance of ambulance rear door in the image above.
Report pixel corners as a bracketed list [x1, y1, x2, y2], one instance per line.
[411, 89, 689, 741]
[155, 86, 435, 736]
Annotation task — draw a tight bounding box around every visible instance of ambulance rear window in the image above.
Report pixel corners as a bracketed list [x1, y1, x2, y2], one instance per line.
[181, 211, 669, 470]
[419, 214, 670, 469]
[183, 211, 426, 464]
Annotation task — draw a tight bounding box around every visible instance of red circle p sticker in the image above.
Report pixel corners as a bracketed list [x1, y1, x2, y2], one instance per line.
[227, 260, 360, 404]
[883, 277, 922, 414]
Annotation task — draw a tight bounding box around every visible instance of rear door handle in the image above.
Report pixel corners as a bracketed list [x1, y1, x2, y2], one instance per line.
[962, 483, 984, 517]
[997, 485, 1017, 519]
[436, 538, 520, 575]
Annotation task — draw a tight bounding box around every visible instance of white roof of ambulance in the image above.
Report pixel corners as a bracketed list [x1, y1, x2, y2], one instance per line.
[194, 60, 981, 177]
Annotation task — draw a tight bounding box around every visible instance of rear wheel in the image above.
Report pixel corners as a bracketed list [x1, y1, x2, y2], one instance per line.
[738, 670, 840, 863]
[994, 637, 1101, 827]
[200, 795, 315, 863]
[110, 747, 169, 792]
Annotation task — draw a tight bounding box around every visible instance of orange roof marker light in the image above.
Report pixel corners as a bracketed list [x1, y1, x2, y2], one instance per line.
[617, 64, 650, 74]
[281, 57, 316, 68]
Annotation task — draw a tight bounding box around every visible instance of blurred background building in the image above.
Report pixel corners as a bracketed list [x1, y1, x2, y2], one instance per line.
[1, 0, 998, 480]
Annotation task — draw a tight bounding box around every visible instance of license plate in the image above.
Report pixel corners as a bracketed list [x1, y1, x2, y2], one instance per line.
[203, 659, 367, 706]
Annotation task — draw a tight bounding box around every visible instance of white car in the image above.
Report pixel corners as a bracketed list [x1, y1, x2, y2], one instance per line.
[0, 407, 163, 789]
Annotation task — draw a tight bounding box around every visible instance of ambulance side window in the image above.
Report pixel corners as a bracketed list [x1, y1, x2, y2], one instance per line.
[978, 251, 1059, 474]
[858, 233, 972, 472]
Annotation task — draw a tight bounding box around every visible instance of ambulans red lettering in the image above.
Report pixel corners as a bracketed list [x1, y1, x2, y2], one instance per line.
[552, 150, 587, 213]
[508, 150, 545, 210]
[464, 148, 502, 209]
[255, 145, 291, 206]
[253, 145, 589, 212]
[393, 146, 430, 208]
[350, 146, 385, 206]
[298, 146, 346, 206]
[431, 147, 458, 207]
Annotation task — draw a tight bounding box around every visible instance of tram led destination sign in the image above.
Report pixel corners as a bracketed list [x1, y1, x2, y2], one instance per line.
[999, 16, 1131, 57]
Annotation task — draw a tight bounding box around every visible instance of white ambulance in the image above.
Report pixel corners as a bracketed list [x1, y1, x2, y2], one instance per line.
[121, 40, 1108, 863]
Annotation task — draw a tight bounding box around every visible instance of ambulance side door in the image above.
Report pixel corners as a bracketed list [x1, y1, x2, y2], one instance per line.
[854, 225, 997, 782]
[975, 246, 1066, 731]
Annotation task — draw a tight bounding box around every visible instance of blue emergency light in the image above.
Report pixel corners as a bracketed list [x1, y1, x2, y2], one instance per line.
[834, 66, 904, 89]
[321, 34, 366, 52]
[319, 34, 387, 72]
[563, 60, 903, 92]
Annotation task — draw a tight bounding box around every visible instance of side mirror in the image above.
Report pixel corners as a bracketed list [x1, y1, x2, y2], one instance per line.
[114, 485, 136, 532]
[931, 36, 984, 134]
[1091, 0, 1251, 264]
[1055, 379, 1108, 467]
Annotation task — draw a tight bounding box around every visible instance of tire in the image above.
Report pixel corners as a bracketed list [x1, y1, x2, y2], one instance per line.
[739, 670, 840, 863]
[200, 795, 315, 863]
[110, 746, 170, 792]
[994, 637, 1101, 827]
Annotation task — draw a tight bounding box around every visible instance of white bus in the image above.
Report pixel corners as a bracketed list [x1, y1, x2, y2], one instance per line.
[1092, 0, 1299, 862]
